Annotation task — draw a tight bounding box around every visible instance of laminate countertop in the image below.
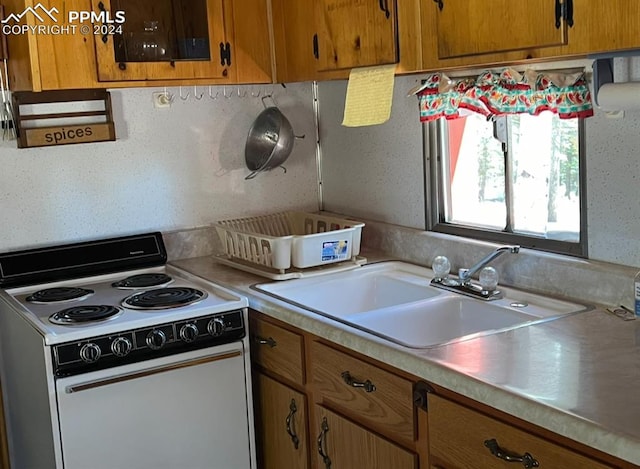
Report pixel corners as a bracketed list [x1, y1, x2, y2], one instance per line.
[171, 255, 640, 466]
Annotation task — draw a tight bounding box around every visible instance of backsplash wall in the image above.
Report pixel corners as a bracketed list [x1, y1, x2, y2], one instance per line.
[318, 62, 640, 269]
[0, 84, 319, 253]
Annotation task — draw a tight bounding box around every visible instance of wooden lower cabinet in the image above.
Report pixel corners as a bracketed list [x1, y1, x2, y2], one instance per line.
[428, 394, 615, 469]
[314, 405, 417, 469]
[253, 372, 309, 469]
[249, 311, 630, 469]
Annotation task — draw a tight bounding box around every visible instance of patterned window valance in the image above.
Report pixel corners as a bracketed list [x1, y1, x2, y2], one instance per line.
[417, 68, 593, 122]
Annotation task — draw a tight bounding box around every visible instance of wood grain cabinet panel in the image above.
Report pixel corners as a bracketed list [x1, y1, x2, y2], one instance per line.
[310, 340, 415, 443]
[253, 372, 309, 469]
[435, 0, 567, 59]
[428, 394, 614, 469]
[314, 405, 417, 469]
[249, 315, 305, 385]
[314, 0, 398, 71]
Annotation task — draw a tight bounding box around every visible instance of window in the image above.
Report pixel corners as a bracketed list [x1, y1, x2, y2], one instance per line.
[426, 112, 587, 257]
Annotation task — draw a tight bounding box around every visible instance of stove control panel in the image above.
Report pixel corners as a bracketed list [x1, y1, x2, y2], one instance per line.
[52, 309, 245, 377]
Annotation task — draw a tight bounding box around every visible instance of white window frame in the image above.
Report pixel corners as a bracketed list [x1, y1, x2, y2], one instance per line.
[424, 116, 588, 257]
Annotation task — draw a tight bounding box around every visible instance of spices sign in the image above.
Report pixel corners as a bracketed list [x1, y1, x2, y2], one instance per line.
[12, 89, 116, 148]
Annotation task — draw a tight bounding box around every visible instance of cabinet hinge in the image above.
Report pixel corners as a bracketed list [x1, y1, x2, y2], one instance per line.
[219, 42, 231, 66]
[555, 0, 574, 28]
[313, 34, 319, 60]
[413, 381, 434, 411]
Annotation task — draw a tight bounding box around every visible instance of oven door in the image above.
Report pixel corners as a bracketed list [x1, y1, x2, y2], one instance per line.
[55, 342, 252, 469]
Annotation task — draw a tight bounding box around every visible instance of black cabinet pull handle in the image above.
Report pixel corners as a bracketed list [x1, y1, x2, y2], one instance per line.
[555, 0, 562, 28]
[313, 34, 319, 59]
[285, 399, 300, 449]
[341, 371, 376, 392]
[565, 0, 574, 27]
[378, 0, 390, 18]
[433, 0, 444, 11]
[484, 439, 540, 468]
[317, 417, 331, 468]
[253, 335, 276, 348]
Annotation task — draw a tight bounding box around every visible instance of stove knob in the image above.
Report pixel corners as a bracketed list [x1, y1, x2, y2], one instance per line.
[146, 330, 167, 350]
[111, 337, 133, 357]
[79, 343, 101, 364]
[179, 323, 199, 343]
[207, 318, 226, 337]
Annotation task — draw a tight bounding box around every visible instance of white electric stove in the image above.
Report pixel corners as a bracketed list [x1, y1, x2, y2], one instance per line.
[0, 232, 256, 469]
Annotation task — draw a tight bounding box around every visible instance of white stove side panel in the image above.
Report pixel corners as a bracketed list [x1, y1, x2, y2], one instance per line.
[0, 293, 61, 469]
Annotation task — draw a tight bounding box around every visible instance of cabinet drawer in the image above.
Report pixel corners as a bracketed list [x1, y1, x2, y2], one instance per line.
[428, 394, 614, 468]
[250, 316, 304, 385]
[310, 341, 415, 442]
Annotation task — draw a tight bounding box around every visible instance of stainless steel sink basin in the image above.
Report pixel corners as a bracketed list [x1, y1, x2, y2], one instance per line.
[253, 261, 590, 348]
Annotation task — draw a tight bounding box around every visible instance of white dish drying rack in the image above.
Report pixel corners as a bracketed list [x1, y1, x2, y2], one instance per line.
[213, 211, 365, 280]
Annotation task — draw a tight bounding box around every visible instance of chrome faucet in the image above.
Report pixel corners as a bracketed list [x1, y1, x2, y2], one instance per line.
[430, 245, 520, 300]
[458, 245, 520, 286]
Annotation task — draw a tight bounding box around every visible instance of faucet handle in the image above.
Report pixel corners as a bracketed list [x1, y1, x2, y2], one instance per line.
[479, 267, 499, 292]
[432, 256, 451, 280]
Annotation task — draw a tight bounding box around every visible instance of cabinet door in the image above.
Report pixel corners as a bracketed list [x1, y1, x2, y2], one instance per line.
[4, 0, 99, 91]
[315, 0, 398, 71]
[428, 394, 614, 469]
[271, 0, 317, 82]
[562, 0, 640, 56]
[314, 405, 417, 469]
[92, 0, 232, 81]
[254, 372, 309, 469]
[435, 0, 567, 59]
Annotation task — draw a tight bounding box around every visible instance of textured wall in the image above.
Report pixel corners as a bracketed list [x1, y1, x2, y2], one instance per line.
[0, 84, 319, 252]
[318, 76, 426, 230]
[318, 64, 640, 268]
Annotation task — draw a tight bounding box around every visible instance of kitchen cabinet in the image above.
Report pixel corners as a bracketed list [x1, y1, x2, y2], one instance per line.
[250, 310, 635, 469]
[270, 0, 421, 82]
[5, 0, 271, 91]
[419, 0, 640, 72]
[434, 0, 567, 60]
[91, 0, 271, 84]
[253, 372, 309, 469]
[314, 0, 398, 71]
[428, 394, 616, 469]
[249, 313, 309, 469]
[249, 310, 427, 468]
[4, 0, 100, 91]
[314, 405, 417, 469]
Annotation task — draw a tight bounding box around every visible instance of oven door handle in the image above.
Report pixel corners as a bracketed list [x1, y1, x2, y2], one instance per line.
[65, 351, 242, 394]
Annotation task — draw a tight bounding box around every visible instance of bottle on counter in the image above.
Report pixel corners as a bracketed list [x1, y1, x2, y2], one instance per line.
[635, 271, 640, 317]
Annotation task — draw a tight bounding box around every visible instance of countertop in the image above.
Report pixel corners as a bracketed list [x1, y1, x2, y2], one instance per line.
[171, 255, 640, 466]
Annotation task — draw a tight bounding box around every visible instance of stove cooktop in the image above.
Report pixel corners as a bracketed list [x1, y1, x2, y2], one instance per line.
[4, 265, 247, 345]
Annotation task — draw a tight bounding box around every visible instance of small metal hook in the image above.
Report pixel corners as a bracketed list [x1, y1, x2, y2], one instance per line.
[208, 86, 219, 100]
[237, 86, 247, 98]
[179, 86, 189, 101]
[250, 87, 261, 98]
[163, 87, 174, 103]
[223, 86, 233, 99]
[193, 85, 204, 100]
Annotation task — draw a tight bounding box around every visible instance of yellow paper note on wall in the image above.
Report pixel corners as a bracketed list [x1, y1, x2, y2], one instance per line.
[342, 64, 396, 127]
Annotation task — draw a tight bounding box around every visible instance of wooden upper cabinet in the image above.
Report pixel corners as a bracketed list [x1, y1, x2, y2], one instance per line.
[271, 0, 319, 83]
[4, 0, 100, 91]
[91, 0, 233, 82]
[435, 0, 567, 59]
[314, 0, 398, 71]
[562, 0, 640, 56]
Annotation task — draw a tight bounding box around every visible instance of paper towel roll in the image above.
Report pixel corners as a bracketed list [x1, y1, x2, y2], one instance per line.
[597, 82, 640, 111]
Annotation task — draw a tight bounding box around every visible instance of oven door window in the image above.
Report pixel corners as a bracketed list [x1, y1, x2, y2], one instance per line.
[56, 343, 251, 469]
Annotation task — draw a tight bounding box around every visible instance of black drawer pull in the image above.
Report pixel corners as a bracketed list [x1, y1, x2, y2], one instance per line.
[341, 371, 376, 392]
[484, 439, 539, 468]
[253, 335, 276, 348]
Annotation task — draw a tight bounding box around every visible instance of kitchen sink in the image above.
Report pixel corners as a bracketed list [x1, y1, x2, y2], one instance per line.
[253, 261, 590, 348]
